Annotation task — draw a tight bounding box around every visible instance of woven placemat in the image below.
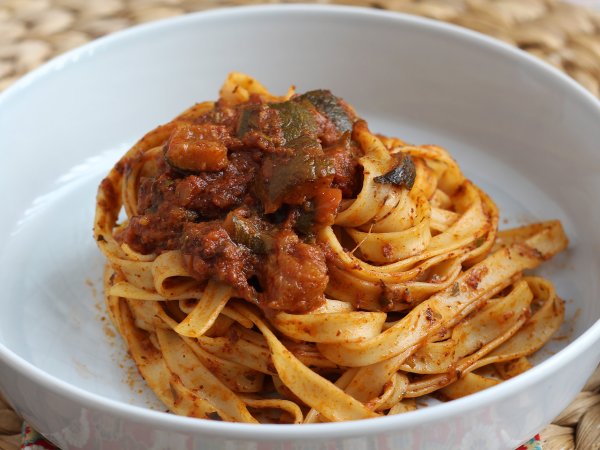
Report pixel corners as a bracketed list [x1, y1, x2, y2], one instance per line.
[2, 0, 600, 95]
[1, 1, 600, 449]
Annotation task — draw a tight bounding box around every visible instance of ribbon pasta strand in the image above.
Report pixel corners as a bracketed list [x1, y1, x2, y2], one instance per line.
[95, 73, 569, 424]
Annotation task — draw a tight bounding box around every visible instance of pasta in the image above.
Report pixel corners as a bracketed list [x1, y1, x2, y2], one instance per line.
[94, 73, 568, 423]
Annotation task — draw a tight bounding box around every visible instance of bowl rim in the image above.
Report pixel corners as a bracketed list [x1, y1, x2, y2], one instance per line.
[1, 2, 600, 440]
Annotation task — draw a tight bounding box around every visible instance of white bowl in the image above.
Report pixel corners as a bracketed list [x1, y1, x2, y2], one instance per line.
[1, 5, 600, 449]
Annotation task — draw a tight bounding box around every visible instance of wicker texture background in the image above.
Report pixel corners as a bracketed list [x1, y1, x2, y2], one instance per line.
[2, 0, 600, 95]
[1, 1, 600, 449]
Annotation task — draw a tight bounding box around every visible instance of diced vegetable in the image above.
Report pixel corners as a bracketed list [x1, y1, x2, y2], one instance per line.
[314, 187, 342, 225]
[299, 90, 353, 133]
[284, 135, 321, 153]
[236, 100, 319, 149]
[258, 150, 336, 213]
[165, 123, 228, 172]
[294, 207, 316, 240]
[236, 105, 262, 138]
[231, 214, 274, 254]
[270, 99, 318, 144]
[293, 187, 341, 241]
[374, 153, 416, 189]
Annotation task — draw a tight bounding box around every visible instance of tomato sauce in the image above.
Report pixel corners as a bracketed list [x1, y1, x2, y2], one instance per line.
[116, 90, 362, 313]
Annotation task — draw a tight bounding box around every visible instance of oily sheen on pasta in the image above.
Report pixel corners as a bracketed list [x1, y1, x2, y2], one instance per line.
[94, 73, 568, 423]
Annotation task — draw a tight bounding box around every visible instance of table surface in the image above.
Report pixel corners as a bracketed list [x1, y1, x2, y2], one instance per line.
[0, 2, 600, 450]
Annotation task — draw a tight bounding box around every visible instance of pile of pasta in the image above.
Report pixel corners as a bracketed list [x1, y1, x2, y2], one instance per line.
[94, 74, 568, 424]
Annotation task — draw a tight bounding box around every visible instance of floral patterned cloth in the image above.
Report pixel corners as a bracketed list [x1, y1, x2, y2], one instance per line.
[22, 424, 58, 449]
[517, 435, 542, 450]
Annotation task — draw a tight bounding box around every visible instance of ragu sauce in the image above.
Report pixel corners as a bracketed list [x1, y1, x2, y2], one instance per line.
[115, 90, 366, 314]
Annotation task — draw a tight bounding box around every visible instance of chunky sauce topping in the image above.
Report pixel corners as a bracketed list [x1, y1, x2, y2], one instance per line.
[116, 90, 363, 313]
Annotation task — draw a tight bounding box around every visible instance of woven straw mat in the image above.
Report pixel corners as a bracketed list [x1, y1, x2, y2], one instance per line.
[1, 0, 600, 449]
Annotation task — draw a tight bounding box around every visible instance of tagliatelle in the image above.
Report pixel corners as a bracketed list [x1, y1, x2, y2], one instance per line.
[94, 73, 568, 424]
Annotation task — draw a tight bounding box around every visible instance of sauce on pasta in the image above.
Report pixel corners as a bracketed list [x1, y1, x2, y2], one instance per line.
[94, 73, 568, 424]
[114, 85, 362, 314]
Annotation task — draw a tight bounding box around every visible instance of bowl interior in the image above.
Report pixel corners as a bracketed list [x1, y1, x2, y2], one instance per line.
[1, 5, 599, 413]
